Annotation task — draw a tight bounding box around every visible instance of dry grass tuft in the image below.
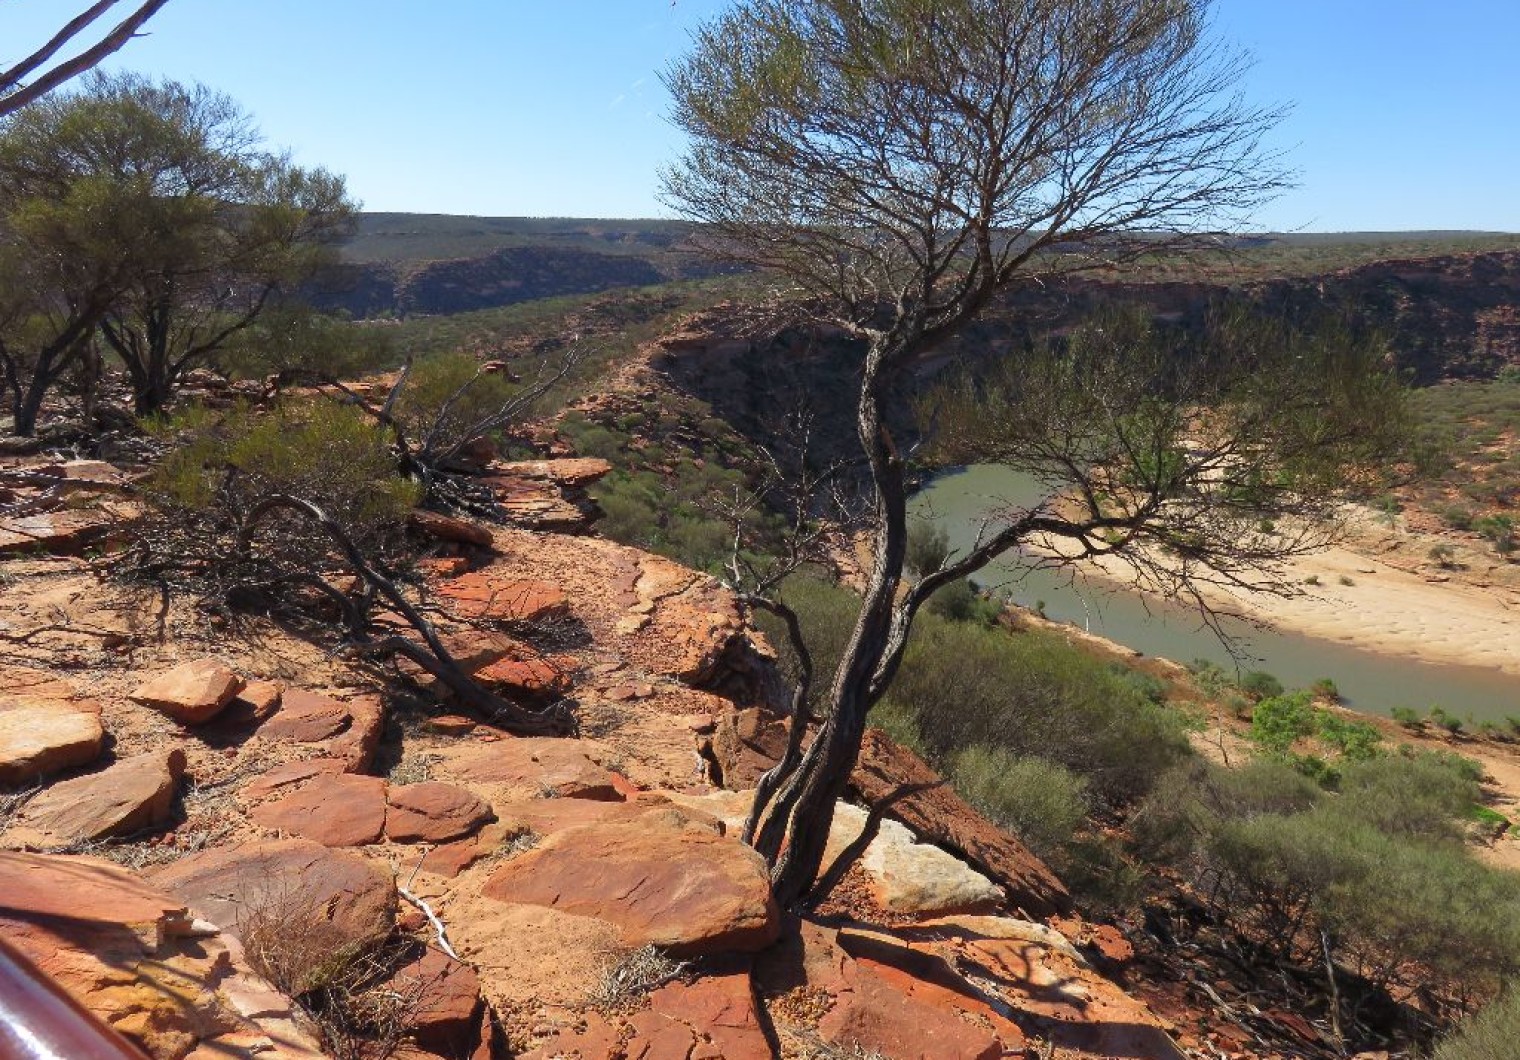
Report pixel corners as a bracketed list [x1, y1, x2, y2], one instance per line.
[587, 944, 689, 1011]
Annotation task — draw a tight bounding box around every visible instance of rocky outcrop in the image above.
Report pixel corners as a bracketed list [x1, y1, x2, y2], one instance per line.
[439, 737, 622, 800]
[481, 805, 780, 955]
[383, 947, 485, 1056]
[5, 749, 186, 848]
[482, 456, 611, 533]
[0, 509, 120, 556]
[255, 689, 384, 772]
[0, 852, 324, 1059]
[434, 572, 571, 624]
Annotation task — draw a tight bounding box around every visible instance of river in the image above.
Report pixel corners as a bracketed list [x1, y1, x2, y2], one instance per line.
[913, 465, 1520, 724]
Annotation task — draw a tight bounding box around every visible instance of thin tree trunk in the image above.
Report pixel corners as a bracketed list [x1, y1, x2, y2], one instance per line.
[756, 340, 914, 908]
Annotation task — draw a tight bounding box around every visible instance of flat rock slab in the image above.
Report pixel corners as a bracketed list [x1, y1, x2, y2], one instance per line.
[0, 664, 103, 715]
[131, 659, 244, 724]
[250, 773, 388, 846]
[385, 782, 493, 844]
[481, 806, 779, 955]
[150, 838, 397, 948]
[409, 509, 494, 546]
[257, 689, 384, 772]
[435, 572, 570, 624]
[641, 965, 772, 1060]
[0, 852, 324, 1059]
[440, 738, 620, 800]
[855, 813, 1003, 915]
[240, 758, 346, 802]
[492, 795, 678, 838]
[0, 509, 115, 556]
[475, 649, 574, 697]
[5, 749, 186, 848]
[0, 706, 104, 786]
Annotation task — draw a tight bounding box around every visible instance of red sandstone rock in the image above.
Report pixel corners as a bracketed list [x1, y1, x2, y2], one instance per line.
[0, 706, 103, 786]
[492, 796, 675, 837]
[425, 714, 477, 736]
[475, 649, 573, 696]
[257, 689, 384, 772]
[409, 509, 495, 546]
[6, 749, 186, 847]
[417, 554, 472, 578]
[442, 738, 621, 800]
[130, 659, 244, 724]
[490, 457, 613, 488]
[419, 834, 494, 878]
[517, 1011, 622, 1060]
[645, 966, 771, 1060]
[481, 806, 779, 955]
[150, 838, 397, 947]
[435, 571, 570, 623]
[218, 680, 283, 727]
[0, 509, 116, 556]
[250, 773, 388, 846]
[709, 706, 792, 788]
[0, 852, 324, 1058]
[819, 956, 1011, 1060]
[386, 947, 484, 1055]
[386, 782, 493, 843]
[239, 758, 346, 802]
[851, 728, 1070, 918]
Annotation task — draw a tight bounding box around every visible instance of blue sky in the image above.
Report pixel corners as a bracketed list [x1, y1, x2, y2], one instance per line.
[5, 1, 1517, 231]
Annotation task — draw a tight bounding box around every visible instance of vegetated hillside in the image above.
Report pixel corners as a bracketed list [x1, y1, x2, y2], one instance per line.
[656, 247, 1520, 469]
[308, 214, 746, 318]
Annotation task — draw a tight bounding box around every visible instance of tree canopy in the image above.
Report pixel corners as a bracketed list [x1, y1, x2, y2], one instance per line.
[0, 73, 353, 431]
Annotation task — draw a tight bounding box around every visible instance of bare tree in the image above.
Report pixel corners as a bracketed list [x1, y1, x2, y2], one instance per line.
[662, 0, 1400, 907]
[0, 2, 170, 117]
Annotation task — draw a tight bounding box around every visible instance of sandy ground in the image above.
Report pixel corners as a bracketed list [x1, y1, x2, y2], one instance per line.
[1042, 505, 1520, 678]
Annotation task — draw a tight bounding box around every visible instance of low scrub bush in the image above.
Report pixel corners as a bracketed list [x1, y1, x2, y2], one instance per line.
[1239, 669, 1285, 700]
[1433, 989, 1520, 1060]
[949, 746, 1088, 858]
[881, 613, 1194, 806]
[1135, 750, 1520, 1009]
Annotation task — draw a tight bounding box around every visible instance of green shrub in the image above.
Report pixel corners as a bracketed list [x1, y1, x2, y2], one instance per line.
[1239, 670, 1285, 700]
[146, 400, 418, 552]
[393, 352, 520, 456]
[882, 615, 1194, 805]
[1110, 664, 1168, 705]
[906, 520, 951, 576]
[1310, 677, 1340, 701]
[1430, 706, 1465, 735]
[1315, 713, 1382, 761]
[1338, 750, 1482, 842]
[1249, 691, 1318, 754]
[926, 578, 1001, 626]
[1391, 705, 1424, 730]
[949, 746, 1088, 858]
[1429, 542, 1458, 567]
